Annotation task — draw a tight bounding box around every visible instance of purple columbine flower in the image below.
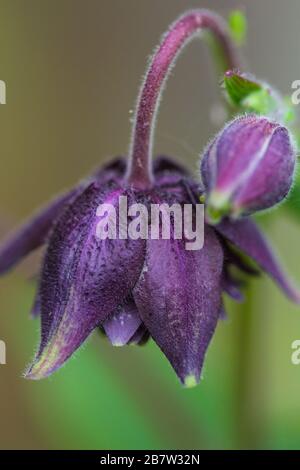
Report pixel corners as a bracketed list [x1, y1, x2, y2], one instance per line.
[0, 10, 299, 387]
[202, 114, 296, 223]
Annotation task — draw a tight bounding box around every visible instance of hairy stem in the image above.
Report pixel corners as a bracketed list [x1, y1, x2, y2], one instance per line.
[126, 9, 240, 188]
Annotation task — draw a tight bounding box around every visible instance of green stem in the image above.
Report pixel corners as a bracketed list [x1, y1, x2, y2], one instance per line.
[234, 279, 267, 449]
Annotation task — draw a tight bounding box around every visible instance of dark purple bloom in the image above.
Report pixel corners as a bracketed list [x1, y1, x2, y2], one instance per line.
[0, 156, 299, 386]
[202, 115, 296, 223]
[0, 10, 299, 387]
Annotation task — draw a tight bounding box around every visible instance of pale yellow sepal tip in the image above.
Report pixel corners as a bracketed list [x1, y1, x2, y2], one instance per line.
[184, 374, 198, 389]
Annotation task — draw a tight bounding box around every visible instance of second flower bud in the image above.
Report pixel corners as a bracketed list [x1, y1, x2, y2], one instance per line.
[201, 115, 296, 223]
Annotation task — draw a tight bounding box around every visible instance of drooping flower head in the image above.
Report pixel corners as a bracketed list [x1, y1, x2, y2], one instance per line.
[0, 10, 299, 387]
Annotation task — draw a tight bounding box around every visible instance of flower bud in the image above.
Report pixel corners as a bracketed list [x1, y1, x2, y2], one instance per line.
[201, 115, 296, 223]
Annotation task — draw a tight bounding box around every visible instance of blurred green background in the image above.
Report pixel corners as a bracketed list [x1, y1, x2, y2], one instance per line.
[1, 0, 300, 450]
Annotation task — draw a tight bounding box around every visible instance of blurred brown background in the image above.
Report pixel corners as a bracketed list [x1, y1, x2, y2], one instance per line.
[1, 0, 300, 450]
[1, 0, 300, 217]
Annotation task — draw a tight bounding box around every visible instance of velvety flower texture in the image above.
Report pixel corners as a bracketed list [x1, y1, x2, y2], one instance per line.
[0, 9, 299, 387]
[0, 156, 299, 386]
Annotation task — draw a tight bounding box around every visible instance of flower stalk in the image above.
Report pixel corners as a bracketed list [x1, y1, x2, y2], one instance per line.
[126, 9, 239, 188]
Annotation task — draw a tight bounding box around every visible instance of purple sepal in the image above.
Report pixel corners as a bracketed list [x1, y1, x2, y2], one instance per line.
[216, 217, 300, 303]
[0, 189, 78, 275]
[133, 226, 223, 386]
[25, 183, 146, 379]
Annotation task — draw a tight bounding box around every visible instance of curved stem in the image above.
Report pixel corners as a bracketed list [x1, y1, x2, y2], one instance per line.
[126, 9, 240, 189]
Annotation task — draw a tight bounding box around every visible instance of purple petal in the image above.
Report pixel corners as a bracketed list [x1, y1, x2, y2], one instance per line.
[128, 324, 149, 345]
[93, 157, 126, 183]
[0, 189, 79, 275]
[25, 184, 146, 379]
[218, 302, 227, 320]
[153, 156, 205, 199]
[215, 117, 278, 192]
[216, 217, 300, 303]
[154, 156, 188, 177]
[222, 271, 244, 302]
[103, 297, 142, 346]
[224, 244, 260, 276]
[30, 289, 41, 318]
[234, 126, 295, 214]
[133, 226, 223, 386]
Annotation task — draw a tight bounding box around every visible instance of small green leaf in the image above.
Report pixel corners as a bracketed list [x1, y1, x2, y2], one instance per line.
[286, 171, 300, 217]
[242, 89, 277, 115]
[292, 130, 300, 150]
[223, 71, 296, 129]
[228, 10, 247, 46]
[283, 96, 297, 125]
[223, 70, 261, 107]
